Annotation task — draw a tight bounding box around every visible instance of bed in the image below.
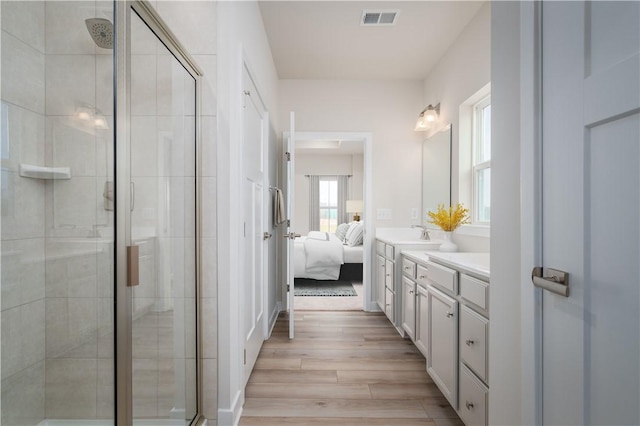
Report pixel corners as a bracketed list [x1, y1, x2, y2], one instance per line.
[294, 228, 364, 281]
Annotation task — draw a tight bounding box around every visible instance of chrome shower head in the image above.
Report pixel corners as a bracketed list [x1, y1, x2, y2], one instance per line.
[85, 18, 113, 49]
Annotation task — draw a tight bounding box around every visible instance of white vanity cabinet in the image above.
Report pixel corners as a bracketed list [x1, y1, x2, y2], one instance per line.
[375, 236, 440, 334]
[401, 251, 490, 426]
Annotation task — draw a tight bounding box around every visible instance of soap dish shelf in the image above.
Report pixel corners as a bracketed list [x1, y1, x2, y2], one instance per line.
[19, 164, 71, 180]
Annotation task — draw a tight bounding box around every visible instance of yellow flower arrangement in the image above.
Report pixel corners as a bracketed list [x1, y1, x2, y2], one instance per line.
[427, 203, 470, 232]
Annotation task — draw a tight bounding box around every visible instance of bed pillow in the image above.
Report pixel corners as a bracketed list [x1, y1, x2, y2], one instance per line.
[335, 223, 350, 242]
[307, 231, 329, 241]
[345, 222, 364, 246]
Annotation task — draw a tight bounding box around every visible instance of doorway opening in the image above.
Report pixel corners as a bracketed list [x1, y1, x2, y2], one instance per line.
[289, 132, 372, 312]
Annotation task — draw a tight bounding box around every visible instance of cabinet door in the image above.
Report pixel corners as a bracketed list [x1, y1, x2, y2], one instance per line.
[428, 286, 458, 409]
[415, 285, 429, 358]
[384, 259, 394, 290]
[401, 277, 416, 340]
[376, 254, 386, 310]
[385, 288, 394, 321]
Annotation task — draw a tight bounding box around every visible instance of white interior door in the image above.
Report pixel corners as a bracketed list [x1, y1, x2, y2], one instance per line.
[242, 68, 266, 385]
[284, 112, 296, 339]
[540, 2, 639, 424]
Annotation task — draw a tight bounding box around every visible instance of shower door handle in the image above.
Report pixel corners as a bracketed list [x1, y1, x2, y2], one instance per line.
[127, 245, 140, 287]
[130, 182, 135, 211]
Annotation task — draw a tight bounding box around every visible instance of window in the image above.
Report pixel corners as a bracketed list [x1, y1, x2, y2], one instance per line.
[472, 96, 491, 223]
[319, 177, 338, 232]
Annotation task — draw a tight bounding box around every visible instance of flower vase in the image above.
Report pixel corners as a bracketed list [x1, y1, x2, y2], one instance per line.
[439, 231, 458, 252]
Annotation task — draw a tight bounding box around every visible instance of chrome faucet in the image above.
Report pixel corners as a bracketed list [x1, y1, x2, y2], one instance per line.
[411, 225, 431, 240]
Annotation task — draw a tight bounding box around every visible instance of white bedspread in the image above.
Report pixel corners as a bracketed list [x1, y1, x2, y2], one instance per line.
[304, 233, 344, 270]
[294, 233, 345, 280]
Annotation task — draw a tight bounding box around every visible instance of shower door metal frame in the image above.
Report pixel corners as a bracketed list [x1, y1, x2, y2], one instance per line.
[115, 1, 204, 424]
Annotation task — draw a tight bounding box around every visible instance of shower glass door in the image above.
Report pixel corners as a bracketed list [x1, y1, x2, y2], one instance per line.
[127, 7, 198, 425]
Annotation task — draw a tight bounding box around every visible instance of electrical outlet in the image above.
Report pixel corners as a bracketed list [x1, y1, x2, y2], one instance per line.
[411, 208, 419, 220]
[377, 208, 392, 220]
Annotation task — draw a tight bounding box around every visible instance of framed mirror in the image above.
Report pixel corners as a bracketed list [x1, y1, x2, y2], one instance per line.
[422, 125, 452, 227]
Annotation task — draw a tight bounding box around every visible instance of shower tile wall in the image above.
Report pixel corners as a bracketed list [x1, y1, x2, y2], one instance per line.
[2, 1, 114, 424]
[1, 1, 47, 424]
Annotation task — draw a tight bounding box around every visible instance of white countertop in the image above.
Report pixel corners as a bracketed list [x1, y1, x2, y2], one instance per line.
[402, 250, 490, 280]
[375, 227, 443, 246]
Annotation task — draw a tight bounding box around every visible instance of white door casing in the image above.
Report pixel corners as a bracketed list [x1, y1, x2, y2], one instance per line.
[539, 2, 639, 425]
[242, 66, 267, 385]
[284, 112, 296, 339]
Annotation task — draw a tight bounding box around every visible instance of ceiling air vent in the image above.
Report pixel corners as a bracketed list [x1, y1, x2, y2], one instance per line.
[361, 10, 400, 26]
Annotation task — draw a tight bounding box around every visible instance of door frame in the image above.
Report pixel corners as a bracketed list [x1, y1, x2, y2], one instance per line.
[115, 1, 204, 424]
[519, 2, 543, 425]
[282, 131, 375, 312]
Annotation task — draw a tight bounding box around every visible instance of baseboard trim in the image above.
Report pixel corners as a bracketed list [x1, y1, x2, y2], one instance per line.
[268, 301, 282, 337]
[218, 389, 242, 426]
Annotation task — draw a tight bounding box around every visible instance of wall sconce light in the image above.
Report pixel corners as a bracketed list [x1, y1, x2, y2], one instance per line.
[346, 199, 363, 222]
[414, 103, 440, 131]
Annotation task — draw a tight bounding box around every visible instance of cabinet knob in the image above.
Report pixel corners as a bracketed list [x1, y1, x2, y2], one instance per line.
[386, 273, 391, 277]
[465, 339, 475, 346]
[466, 401, 474, 410]
[446, 312, 454, 318]
[419, 275, 425, 279]
[409, 290, 414, 295]
[404, 266, 411, 270]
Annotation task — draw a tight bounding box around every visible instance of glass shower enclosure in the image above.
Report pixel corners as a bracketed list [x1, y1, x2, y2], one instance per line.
[1, 1, 200, 424]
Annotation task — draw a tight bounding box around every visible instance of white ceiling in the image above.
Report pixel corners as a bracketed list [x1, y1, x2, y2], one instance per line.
[258, 1, 485, 80]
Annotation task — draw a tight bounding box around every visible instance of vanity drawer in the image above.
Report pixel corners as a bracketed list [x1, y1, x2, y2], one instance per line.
[425, 260, 458, 295]
[385, 244, 395, 259]
[460, 274, 489, 312]
[402, 258, 416, 278]
[460, 305, 489, 383]
[459, 363, 489, 426]
[376, 241, 386, 256]
[416, 264, 429, 289]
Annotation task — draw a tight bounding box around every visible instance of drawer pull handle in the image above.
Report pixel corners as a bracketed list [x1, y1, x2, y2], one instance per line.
[386, 273, 391, 277]
[465, 339, 475, 346]
[466, 401, 474, 410]
[409, 290, 414, 295]
[419, 275, 425, 279]
[446, 312, 454, 318]
[404, 266, 411, 270]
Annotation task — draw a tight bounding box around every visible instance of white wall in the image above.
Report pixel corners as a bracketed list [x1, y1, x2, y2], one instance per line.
[279, 80, 424, 228]
[490, 2, 522, 425]
[294, 153, 363, 235]
[217, 1, 280, 424]
[421, 2, 491, 252]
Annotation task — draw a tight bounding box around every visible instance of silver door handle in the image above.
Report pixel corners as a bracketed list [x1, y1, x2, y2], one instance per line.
[283, 232, 301, 240]
[263, 232, 272, 240]
[531, 267, 569, 297]
[465, 339, 474, 346]
[446, 312, 454, 318]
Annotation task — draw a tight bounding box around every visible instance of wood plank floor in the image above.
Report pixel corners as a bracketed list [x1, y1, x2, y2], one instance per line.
[239, 311, 464, 426]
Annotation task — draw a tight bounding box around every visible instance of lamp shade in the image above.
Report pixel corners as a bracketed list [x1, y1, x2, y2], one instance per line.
[346, 200, 363, 213]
